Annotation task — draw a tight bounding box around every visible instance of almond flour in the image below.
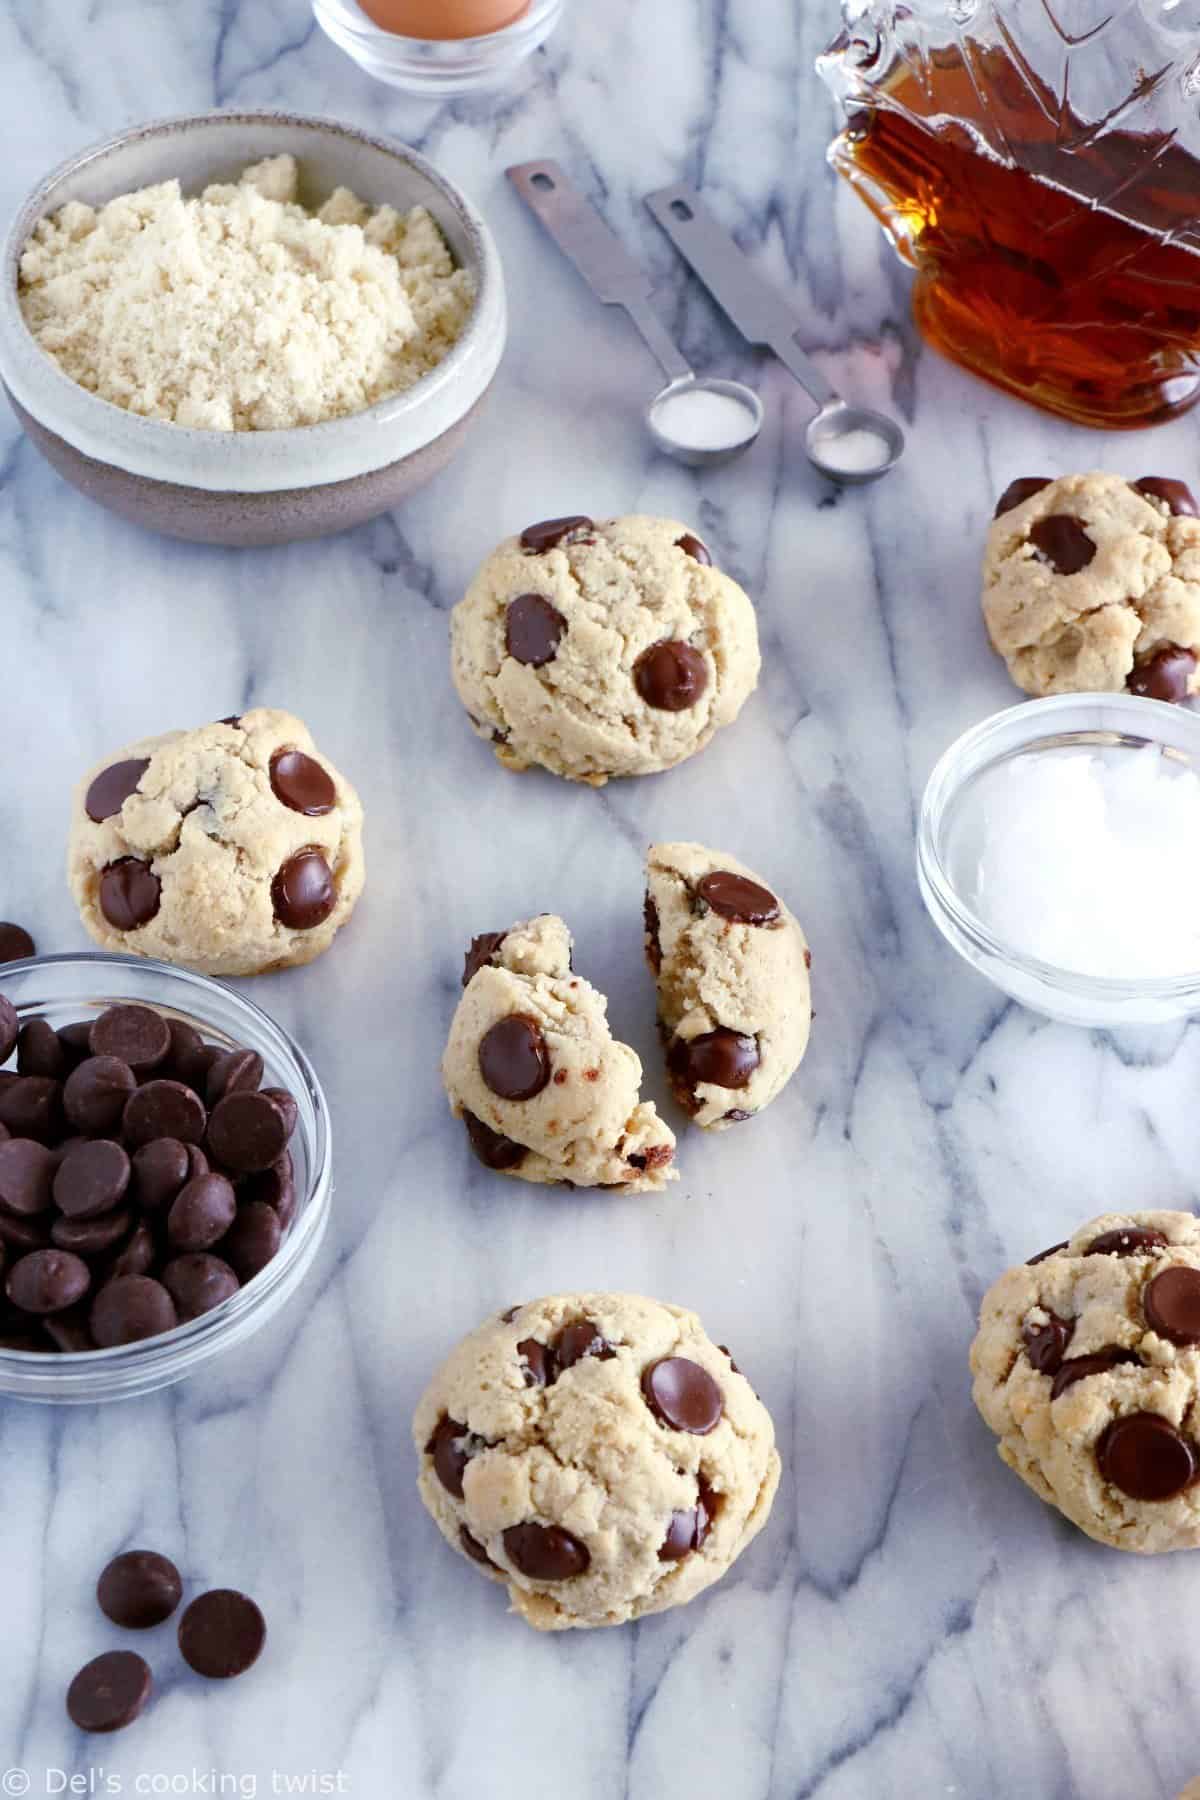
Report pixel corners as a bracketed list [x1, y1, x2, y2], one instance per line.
[17, 154, 476, 431]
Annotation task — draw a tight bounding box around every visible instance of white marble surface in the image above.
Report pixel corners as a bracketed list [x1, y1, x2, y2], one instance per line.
[3, 3, 1200, 1797]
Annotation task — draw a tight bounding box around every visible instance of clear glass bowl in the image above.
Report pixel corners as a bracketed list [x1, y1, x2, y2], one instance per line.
[0, 954, 331, 1403]
[312, 0, 563, 95]
[917, 693, 1200, 1028]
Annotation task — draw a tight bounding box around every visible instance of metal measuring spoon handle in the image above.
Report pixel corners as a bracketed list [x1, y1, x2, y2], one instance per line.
[507, 161, 694, 387]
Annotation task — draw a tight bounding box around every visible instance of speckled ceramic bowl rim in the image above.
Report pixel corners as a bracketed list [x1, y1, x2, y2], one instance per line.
[0, 110, 506, 493]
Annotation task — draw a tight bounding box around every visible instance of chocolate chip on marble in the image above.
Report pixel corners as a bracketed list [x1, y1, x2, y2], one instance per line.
[459, 1527, 497, 1568]
[520, 516, 593, 554]
[97, 1550, 183, 1630]
[17, 1019, 69, 1080]
[1086, 1227, 1168, 1258]
[659, 1477, 716, 1562]
[633, 639, 709, 711]
[668, 1028, 759, 1104]
[463, 1110, 527, 1171]
[7, 1248, 91, 1315]
[554, 1319, 615, 1370]
[517, 1338, 555, 1388]
[1026, 1241, 1068, 1266]
[676, 533, 712, 565]
[54, 1140, 131, 1219]
[1096, 1411, 1196, 1501]
[1049, 1347, 1141, 1400]
[641, 1357, 724, 1434]
[85, 759, 151, 825]
[426, 1415, 473, 1498]
[1143, 1266, 1200, 1345]
[463, 931, 507, 989]
[64, 1057, 136, 1135]
[130, 1138, 191, 1212]
[89, 1004, 171, 1074]
[993, 477, 1052, 518]
[167, 1173, 237, 1252]
[0, 924, 35, 965]
[478, 1014, 551, 1102]
[695, 870, 780, 925]
[269, 748, 337, 817]
[90, 1275, 178, 1348]
[1133, 476, 1199, 517]
[207, 1092, 287, 1175]
[1029, 515, 1096, 575]
[0, 996, 17, 1063]
[1127, 645, 1196, 703]
[163, 1253, 240, 1321]
[219, 1203, 281, 1283]
[271, 849, 335, 931]
[0, 1076, 62, 1143]
[98, 859, 161, 931]
[505, 594, 567, 667]
[206, 1048, 264, 1107]
[644, 894, 661, 975]
[501, 1522, 590, 1580]
[1022, 1312, 1073, 1376]
[178, 1590, 266, 1680]
[0, 1139, 56, 1215]
[66, 1649, 152, 1733]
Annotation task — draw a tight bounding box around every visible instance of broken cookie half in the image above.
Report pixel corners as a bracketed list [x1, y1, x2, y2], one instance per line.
[443, 914, 677, 1191]
[645, 842, 812, 1129]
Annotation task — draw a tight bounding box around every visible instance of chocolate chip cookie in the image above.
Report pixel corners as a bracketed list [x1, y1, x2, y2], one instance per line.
[972, 1211, 1200, 1552]
[450, 516, 760, 785]
[645, 843, 812, 1129]
[68, 709, 364, 976]
[443, 915, 675, 1190]
[982, 472, 1200, 700]
[414, 1292, 779, 1629]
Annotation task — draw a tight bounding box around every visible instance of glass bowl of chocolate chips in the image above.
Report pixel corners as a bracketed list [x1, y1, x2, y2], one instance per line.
[0, 953, 331, 1402]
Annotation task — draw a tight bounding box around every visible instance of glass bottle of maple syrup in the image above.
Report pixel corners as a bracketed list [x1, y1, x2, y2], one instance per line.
[818, 1, 1200, 428]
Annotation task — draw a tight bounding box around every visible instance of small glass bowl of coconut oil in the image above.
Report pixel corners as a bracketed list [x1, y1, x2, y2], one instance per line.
[917, 693, 1200, 1027]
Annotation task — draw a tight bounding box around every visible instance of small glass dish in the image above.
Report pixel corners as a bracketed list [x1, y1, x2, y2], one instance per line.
[0, 953, 331, 1404]
[312, 0, 563, 96]
[917, 693, 1200, 1029]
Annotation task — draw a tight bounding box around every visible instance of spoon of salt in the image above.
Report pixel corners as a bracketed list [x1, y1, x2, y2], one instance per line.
[645, 183, 905, 484]
[507, 161, 764, 468]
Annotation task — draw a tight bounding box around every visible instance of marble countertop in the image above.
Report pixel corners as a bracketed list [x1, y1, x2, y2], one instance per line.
[3, 3, 1199, 1797]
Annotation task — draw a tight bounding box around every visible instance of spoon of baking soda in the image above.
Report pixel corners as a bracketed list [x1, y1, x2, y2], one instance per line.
[645, 183, 904, 484]
[507, 161, 764, 468]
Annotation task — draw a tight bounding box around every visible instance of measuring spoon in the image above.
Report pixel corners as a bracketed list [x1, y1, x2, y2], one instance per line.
[507, 161, 764, 468]
[645, 183, 905, 484]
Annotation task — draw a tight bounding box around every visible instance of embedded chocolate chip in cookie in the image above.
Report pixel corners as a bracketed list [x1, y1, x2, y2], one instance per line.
[645, 842, 812, 1129]
[442, 915, 675, 1192]
[412, 1292, 779, 1629]
[68, 709, 364, 977]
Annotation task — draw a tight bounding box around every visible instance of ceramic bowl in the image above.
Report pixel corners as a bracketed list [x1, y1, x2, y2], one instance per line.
[0, 111, 506, 547]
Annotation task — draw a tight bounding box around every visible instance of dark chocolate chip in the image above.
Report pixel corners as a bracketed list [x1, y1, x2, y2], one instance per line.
[123, 1080, 207, 1149]
[722, 1109, 754, 1123]
[668, 1028, 759, 1103]
[57, 1021, 96, 1063]
[85, 759, 151, 824]
[269, 749, 337, 817]
[1022, 1311, 1073, 1376]
[1086, 1227, 1169, 1258]
[1027, 1241, 1068, 1266]
[66, 1649, 152, 1733]
[7, 1248, 91, 1315]
[130, 1138, 191, 1212]
[0, 1208, 50, 1251]
[218, 715, 242, 729]
[520, 516, 593, 553]
[0, 1076, 62, 1143]
[271, 850, 335, 930]
[1127, 645, 1196, 703]
[238, 1152, 296, 1228]
[644, 893, 661, 975]
[98, 859, 161, 932]
[166, 1020, 211, 1089]
[505, 594, 567, 667]
[167, 1173, 237, 1252]
[426, 1415, 472, 1498]
[207, 1092, 287, 1175]
[1029, 515, 1096, 575]
[162, 1253, 239, 1321]
[90, 1275, 177, 1347]
[633, 639, 709, 711]
[463, 931, 507, 989]
[478, 1014, 550, 1102]
[659, 1477, 716, 1562]
[178, 1590, 266, 1680]
[517, 1338, 555, 1388]
[1050, 1347, 1141, 1400]
[54, 1140, 131, 1219]
[554, 1319, 614, 1370]
[98, 1550, 183, 1630]
[1097, 1411, 1195, 1501]
[695, 870, 780, 925]
[43, 1305, 96, 1352]
[1144, 1266, 1200, 1345]
[459, 1527, 497, 1568]
[261, 1088, 298, 1141]
[63, 1057, 136, 1135]
[502, 1522, 590, 1580]
[110, 1221, 156, 1279]
[89, 1004, 170, 1074]
[52, 1206, 133, 1256]
[641, 1357, 724, 1434]
[206, 1049, 264, 1106]
[1133, 476, 1199, 517]
[676, 533, 712, 565]
[219, 1202, 281, 1282]
[993, 477, 1052, 518]
[0, 996, 17, 1063]
[463, 1110, 527, 1171]
[17, 1019, 68, 1080]
[0, 1139, 56, 1215]
[0, 924, 35, 964]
